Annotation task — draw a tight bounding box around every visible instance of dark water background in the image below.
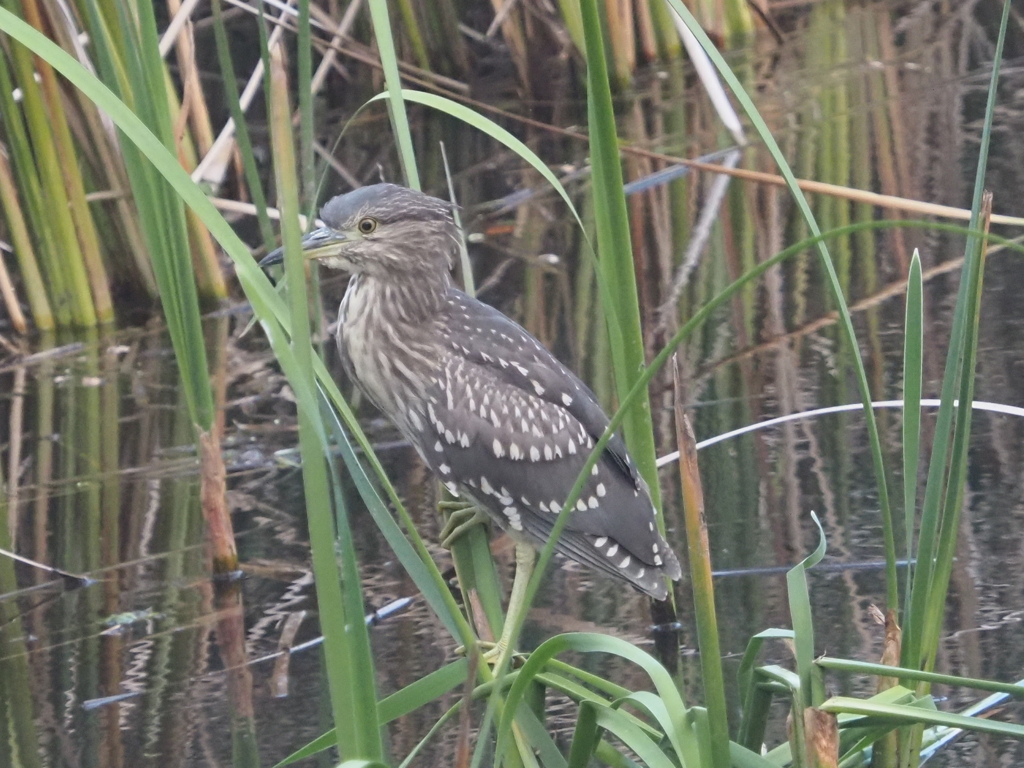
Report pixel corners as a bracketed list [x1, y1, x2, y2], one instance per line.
[2, 1, 1024, 766]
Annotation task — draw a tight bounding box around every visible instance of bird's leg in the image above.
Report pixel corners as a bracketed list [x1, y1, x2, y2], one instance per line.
[439, 500, 490, 549]
[484, 543, 537, 667]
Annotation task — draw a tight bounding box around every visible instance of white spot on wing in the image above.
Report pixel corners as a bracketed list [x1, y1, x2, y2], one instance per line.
[561, 393, 573, 406]
[594, 536, 607, 548]
[493, 439, 504, 458]
[606, 543, 619, 557]
[596, 483, 606, 497]
[531, 380, 545, 396]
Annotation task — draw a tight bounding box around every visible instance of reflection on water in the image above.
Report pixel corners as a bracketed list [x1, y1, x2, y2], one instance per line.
[3, 1, 1024, 765]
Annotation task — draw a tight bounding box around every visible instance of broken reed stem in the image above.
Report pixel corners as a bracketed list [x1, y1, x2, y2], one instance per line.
[199, 428, 237, 573]
[672, 354, 729, 768]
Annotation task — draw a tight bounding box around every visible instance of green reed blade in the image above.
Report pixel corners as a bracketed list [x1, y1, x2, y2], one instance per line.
[819, 697, 1024, 738]
[901, 250, 922, 606]
[787, 512, 827, 709]
[583, 707, 676, 768]
[565, 700, 601, 768]
[579, 0, 662, 511]
[320, 397, 461, 638]
[497, 633, 701, 767]
[210, 0, 274, 250]
[368, 0, 419, 190]
[816, 658, 1024, 698]
[270, 44, 382, 760]
[296, 0, 314, 211]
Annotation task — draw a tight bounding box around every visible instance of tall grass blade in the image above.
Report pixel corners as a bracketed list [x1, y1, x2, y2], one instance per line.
[270, 42, 382, 760]
[210, 0, 275, 250]
[579, 0, 661, 510]
[368, 0, 419, 189]
[296, 0, 314, 211]
[901, 250, 922, 603]
[920, 195, 992, 666]
[320, 399, 461, 638]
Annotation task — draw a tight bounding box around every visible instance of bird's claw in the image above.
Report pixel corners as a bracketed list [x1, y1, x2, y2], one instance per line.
[439, 504, 489, 549]
[454, 640, 521, 667]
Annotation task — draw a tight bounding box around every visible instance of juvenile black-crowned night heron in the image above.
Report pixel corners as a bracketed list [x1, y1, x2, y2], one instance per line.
[262, 183, 681, 659]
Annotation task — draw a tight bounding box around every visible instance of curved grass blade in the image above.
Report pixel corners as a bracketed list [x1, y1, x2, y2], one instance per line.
[787, 511, 827, 709]
[577, 703, 679, 768]
[497, 633, 701, 767]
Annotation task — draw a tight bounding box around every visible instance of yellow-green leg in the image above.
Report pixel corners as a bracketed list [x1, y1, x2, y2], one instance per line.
[486, 543, 536, 669]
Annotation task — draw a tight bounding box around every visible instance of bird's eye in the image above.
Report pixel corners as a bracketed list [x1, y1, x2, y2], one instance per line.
[357, 217, 377, 234]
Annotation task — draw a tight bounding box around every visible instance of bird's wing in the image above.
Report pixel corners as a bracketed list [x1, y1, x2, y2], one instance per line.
[440, 290, 645, 492]
[414, 291, 681, 598]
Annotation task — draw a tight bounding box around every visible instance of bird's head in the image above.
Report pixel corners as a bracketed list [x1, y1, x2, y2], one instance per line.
[259, 183, 458, 281]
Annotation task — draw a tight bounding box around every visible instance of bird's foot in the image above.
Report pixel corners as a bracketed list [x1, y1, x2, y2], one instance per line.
[439, 503, 489, 549]
[454, 639, 495, 656]
[481, 641, 506, 665]
[454, 640, 519, 667]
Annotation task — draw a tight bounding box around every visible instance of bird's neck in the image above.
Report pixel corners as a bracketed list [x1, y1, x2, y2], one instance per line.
[340, 271, 449, 329]
[336, 272, 449, 427]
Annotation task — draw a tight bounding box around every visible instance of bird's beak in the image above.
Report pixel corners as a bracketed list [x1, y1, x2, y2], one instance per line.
[258, 226, 351, 269]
